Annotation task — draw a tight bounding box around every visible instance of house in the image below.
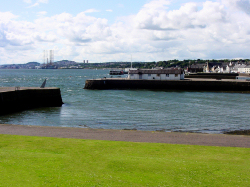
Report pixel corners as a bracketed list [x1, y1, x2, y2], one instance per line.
[238, 65, 250, 73]
[238, 64, 247, 73]
[128, 68, 185, 80]
[203, 62, 221, 72]
[203, 61, 236, 73]
[187, 64, 205, 73]
[244, 65, 250, 73]
[217, 63, 233, 73]
[232, 64, 245, 73]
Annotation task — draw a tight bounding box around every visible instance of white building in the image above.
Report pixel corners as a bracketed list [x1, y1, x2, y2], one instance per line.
[226, 62, 233, 73]
[245, 65, 250, 73]
[238, 65, 247, 73]
[128, 68, 185, 80]
[231, 64, 244, 73]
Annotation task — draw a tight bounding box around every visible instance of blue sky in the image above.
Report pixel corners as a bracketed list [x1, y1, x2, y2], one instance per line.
[1, 0, 209, 22]
[0, 0, 250, 64]
[1, 0, 147, 22]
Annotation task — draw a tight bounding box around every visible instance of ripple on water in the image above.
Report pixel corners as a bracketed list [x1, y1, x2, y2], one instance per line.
[1, 69, 250, 133]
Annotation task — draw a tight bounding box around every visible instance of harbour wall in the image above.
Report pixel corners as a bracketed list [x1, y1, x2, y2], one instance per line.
[84, 78, 250, 92]
[185, 73, 238, 79]
[0, 87, 63, 115]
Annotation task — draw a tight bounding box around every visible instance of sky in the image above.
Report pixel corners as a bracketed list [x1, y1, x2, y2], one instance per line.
[1, 0, 250, 64]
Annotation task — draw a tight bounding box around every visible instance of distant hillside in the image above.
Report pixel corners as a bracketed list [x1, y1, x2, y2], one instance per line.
[26, 62, 40, 66]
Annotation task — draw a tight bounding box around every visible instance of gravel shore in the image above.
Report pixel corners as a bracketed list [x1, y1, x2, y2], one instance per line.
[1, 124, 250, 148]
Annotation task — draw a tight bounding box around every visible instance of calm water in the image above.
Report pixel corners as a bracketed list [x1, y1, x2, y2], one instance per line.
[0, 69, 250, 134]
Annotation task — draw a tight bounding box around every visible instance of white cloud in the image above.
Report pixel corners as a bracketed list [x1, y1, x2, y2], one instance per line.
[235, 0, 250, 15]
[142, 0, 171, 10]
[27, 3, 39, 8]
[27, 0, 48, 8]
[134, 1, 228, 30]
[106, 9, 113, 12]
[0, 12, 19, 22]
[58, 46, 79, 59]
[84, 9, 99, 14]
[1, 0, 250, 64]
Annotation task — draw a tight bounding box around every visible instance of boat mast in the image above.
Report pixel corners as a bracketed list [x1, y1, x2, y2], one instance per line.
[131, 55, 132, 69]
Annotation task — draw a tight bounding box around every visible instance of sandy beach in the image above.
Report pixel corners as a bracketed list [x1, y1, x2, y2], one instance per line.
[1, 124, 250, 148]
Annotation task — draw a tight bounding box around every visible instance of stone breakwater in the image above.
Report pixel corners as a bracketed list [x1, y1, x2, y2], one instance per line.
[185, 73, 238, 79]
[84, 78, 250, 92]
[0, 87, 63, 115]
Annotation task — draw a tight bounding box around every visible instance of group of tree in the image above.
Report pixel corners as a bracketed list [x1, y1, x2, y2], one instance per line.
[80, 59, 249, 69]
[155, 59, 249, 69]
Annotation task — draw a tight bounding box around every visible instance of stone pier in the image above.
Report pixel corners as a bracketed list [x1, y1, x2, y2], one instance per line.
[0, 87, 63, 115]
[84, 78, 250, 92]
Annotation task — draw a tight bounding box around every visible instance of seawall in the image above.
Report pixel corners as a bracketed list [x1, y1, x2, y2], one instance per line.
[0, 87, 63, 115]
[185, 73, 238, 79]
[84, 78, 250, 92]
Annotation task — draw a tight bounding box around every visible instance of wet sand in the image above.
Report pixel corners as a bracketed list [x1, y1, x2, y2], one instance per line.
[1, 124, 250, 148]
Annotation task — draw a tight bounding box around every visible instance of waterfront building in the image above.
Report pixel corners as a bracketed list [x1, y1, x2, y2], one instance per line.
[239, 65, 250, 73]
[232, 64, 244, 73]
[128, 68, 185, 80]
[187, 64, 205, 73]
[203, 61, 236, 73]
[238, 65, 247, 73]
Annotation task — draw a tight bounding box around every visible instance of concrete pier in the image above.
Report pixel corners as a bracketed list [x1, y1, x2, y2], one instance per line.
[84, 78, 250, 92]
[185, 73, 238, 79]
[0, 87, 63, 115]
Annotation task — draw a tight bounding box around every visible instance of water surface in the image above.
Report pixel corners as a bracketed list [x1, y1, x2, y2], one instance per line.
[0, 69, 249, 134]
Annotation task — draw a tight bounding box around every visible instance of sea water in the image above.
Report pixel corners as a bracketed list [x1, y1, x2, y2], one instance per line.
[0, 69, 249, 134]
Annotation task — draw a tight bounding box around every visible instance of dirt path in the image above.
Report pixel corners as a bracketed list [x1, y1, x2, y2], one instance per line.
[1, 124, 250, 148]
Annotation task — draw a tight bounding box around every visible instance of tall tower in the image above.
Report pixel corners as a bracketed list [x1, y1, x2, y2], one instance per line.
[43, 50, 48, 64]
[50, 50, 54, 64]
[43, 50, 54, 65]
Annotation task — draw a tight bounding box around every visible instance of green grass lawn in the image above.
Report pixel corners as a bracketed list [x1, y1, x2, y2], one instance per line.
[0, 134, 249, 187]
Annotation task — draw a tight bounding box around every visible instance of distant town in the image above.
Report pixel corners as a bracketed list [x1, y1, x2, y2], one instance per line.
[1, 59, 250, 74]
